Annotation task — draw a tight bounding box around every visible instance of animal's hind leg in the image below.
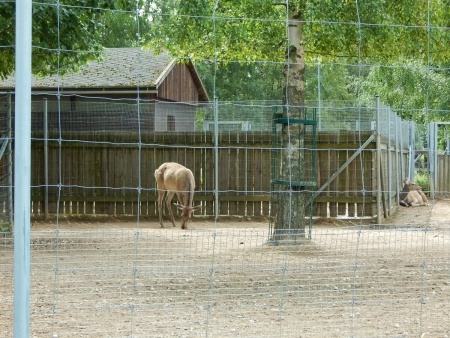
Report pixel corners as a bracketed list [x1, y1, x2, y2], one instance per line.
[157, 190, 166, 227]
[418, 190, 429, 206]
[165, 191, 177, 227]
[399, 200, 409, 207]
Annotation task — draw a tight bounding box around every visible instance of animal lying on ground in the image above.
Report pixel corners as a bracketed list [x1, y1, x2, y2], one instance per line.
[154, 162, 201, 229]
[399, 178, 429, 207]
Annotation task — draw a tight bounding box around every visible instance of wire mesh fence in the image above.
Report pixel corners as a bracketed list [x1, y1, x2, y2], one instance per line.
[1, 94, 447, 335]
[1, 209, 450, 337]
[1, 96, 394, 134]
[1, 95, 416, 136]
[2, 0, 450, 337]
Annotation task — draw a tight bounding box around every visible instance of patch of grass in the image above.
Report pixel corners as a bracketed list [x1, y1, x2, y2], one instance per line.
[414, 170, 429, 192]
[0, 221, 12, 233]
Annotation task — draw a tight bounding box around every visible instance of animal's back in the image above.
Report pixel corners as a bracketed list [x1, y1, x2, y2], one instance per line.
[155, 162, 195, 191]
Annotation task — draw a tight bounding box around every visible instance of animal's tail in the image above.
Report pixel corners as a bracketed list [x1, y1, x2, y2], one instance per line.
[154, 163, 167, 180]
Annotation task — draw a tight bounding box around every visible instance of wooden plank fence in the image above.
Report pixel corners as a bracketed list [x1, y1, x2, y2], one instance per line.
[436, 153, 450, 196]
[29, 131, 410, 219]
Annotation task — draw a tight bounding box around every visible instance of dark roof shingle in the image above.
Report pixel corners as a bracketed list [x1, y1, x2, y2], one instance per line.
[1, 48, 173, 89]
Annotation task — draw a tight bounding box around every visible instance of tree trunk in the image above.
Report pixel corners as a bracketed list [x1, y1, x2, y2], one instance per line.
[272, 8, 307, 242]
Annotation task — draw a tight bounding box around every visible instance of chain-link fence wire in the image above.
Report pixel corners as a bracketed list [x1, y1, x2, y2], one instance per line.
[201, 100, 379, 133]
[2, 95, 412, 136]
[1, 218, 450, 336]
[2, 1, 450, 336]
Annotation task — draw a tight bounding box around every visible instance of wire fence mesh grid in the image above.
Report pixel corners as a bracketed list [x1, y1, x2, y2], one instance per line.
[1, 207, 450, 337]
[0, 96, 412, 137]
[2, 1, 450, 337]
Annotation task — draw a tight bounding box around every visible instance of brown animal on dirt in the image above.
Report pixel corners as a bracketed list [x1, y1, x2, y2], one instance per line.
[399, 179, 429, 207]
[154, 162, 201, 229]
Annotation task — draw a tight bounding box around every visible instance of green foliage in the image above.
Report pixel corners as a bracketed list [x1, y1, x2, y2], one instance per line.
[195, 60, 355, 103]
[195, 107, 206, 130]
[144, 0, 285, 62]
[357, 61, 450, 123]
[303, 0, 450, 63]
[414, 169, 430, 192]
[0, 2, 16, 79]
[0, 221, 12, 233]
[2, 0, 448, 129]
[196, 60, 284, 101]
[0, 0, 140, 79]
[304, 62, 354, 102]
[145, 0, 450, 64]
[100, 11, 152, 48]
[145, 0, 450, 128]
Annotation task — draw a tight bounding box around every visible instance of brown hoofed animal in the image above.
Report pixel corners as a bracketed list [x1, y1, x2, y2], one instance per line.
[399, 178, 429, 207]
[154, 162, 201, 229]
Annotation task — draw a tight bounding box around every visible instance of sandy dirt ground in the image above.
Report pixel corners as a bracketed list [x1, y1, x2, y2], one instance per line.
[1, 199, 450, 337]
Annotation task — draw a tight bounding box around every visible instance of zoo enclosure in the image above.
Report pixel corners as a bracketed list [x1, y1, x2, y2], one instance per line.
[3, 3, 450, 337]
[1, 95, 447, 225]
[1, 97, 439, 222]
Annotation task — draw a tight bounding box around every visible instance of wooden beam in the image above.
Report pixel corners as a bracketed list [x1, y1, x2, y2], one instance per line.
[307, 133, 376, 205]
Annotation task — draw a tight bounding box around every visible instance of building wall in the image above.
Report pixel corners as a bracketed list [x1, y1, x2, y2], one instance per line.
[25, 95, 155, 132]
[158, 63, 199, 103]
[21, 95, 195, 133]
[154, 101, 196, 132]
[2, 60, 203, 132]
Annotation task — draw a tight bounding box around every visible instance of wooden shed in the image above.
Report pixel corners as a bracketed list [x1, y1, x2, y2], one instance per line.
[0, 48, 209, 132]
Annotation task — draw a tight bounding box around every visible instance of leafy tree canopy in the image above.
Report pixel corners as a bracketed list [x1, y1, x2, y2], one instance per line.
[196, 60, 284, 102]
[358, 62, 450, 123]
[145, 0, 450, 64]
[144, 0, 450, 122]
[0, 0, 140, 79]
[100, 11, 152, 48]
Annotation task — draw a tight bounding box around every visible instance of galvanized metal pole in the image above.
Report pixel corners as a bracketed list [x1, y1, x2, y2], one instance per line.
[428, 122, 436, 199]
[408, 121, 415, 180]
[43, 99, 49, 220]
[386, 105, 392, 215]
[213, 98, 219, 221]
[427, 123, 432, 196]
[375, 96, 381, 224]
[433, 123, 438, 199]
[399, 118, 404, 179]
[395, 115, 400, 206]
[317, 60, 321, 131]
[14, 0, 32, 337]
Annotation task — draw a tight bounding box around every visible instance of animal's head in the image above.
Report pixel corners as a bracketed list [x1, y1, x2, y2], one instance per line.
[175, 203, 201, 229]
[402, 178, 422, 191]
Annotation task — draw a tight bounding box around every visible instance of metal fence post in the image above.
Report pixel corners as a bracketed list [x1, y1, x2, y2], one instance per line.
[375, 96, 381, 224]
[395, 115, 400, 206]
[428, 122, 436, 199]
[387, 105, 392, 215]
[43, 98, 49, 220]
[317, 60, 322, 131]
[213, 97, 219, 221]
[14, 0, 32, 336]
[408, 121, 415, 181]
